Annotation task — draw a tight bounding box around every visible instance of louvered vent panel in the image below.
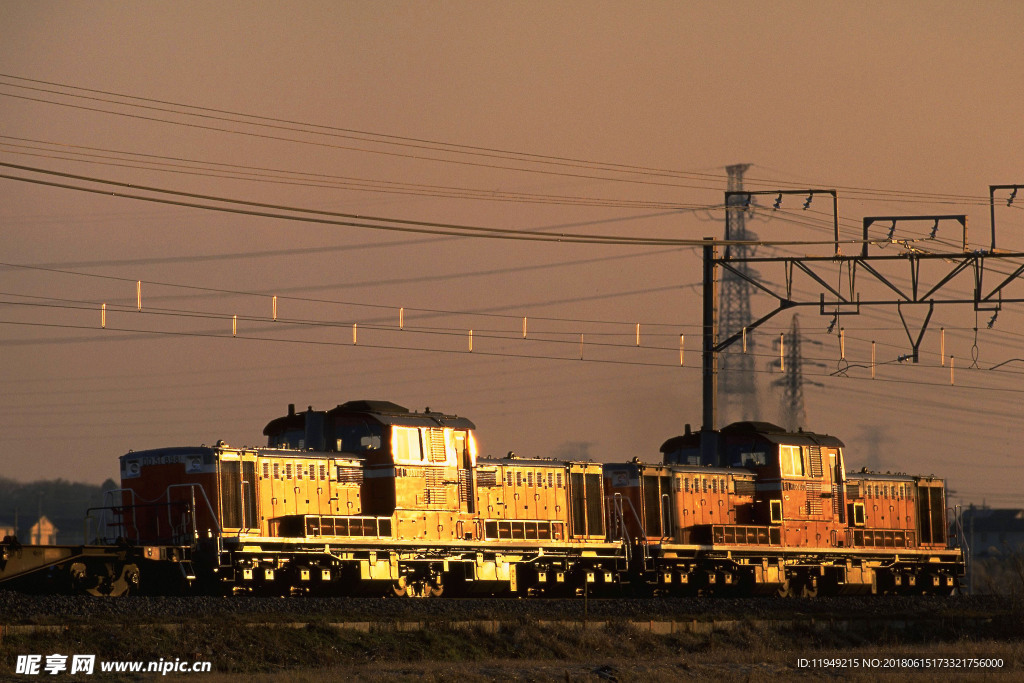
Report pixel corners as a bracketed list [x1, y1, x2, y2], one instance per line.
[809, 446, 823, 477]
[426, 428, 448, 462]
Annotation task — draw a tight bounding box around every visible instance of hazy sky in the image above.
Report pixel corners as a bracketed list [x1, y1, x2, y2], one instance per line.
[1, 1, 1022, 509]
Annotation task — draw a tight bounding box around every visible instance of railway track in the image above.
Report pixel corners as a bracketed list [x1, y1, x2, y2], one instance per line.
[0, 592, 1012, 625]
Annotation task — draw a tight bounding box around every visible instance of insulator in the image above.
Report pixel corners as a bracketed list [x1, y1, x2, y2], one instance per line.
[773, 193, 782, 210]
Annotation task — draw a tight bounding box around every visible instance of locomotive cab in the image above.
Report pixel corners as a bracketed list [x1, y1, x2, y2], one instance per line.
[659, 422, 849, 548]
[263, 400, 480, 542]
[721, 422, 848, 546]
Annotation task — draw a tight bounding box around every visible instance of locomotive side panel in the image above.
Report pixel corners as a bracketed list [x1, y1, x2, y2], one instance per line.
[256, 452, 365, 537]
[120, 447, 225, 544]
[603, 463, 644, 541]
[477, 459, 577, 543]
[567, 463, 606, 540]
[674, 470, 735, 542]
[915, 477, 949, 549]
[844, 473, 923, 550]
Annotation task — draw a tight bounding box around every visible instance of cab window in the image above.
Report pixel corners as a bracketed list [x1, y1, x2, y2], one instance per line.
[780, 445, 804, 476]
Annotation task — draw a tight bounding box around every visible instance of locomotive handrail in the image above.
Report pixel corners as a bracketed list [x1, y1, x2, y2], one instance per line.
[86, 488, 139, 543]
[165, 483, 222, 543]
[608, 494, 649, 564]
[660, 492, 673, 542]
[947, 505, 966, 551]
[85, 501, 188, 545]
[949, 504, 969, 593]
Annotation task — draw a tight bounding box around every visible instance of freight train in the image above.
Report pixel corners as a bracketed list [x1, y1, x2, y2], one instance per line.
[0, 400, 963, 597]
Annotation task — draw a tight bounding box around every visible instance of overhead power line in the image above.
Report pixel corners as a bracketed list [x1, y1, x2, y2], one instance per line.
[0, 135, 697, 210]
[0, 74, 1008, 207]
[0, 74, 740, 184]
[0, 87, 727, 193]
[0, 162, 886, 248]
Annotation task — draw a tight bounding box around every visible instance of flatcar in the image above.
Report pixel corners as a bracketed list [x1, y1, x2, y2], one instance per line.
[0, 401, 963, 597]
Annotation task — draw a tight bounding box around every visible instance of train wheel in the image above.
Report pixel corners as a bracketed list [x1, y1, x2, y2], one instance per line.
[800, 582, 819, 599]
[83, 563, 138, 597]
[776, 579, 793, 598]
[407, 581, 438, 598]
[391, 576, 408, 597]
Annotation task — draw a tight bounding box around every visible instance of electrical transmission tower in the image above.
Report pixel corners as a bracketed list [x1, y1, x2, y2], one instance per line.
[771, 314, 822, 431]
[719, 163, 759, 423]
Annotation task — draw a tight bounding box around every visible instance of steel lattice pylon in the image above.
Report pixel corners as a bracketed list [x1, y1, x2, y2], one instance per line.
[719, 164, 759, 423]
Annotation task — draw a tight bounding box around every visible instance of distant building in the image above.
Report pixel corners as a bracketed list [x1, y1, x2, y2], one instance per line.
[0, 515, 60, 545]
[962, 507, 1024, 558]
[29, 515, 59, 545]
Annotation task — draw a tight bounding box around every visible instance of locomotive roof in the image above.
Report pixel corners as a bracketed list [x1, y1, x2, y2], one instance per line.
[121, 444, 365, 462]
[720, 421, 845, 448]
[254, 447, 365, 461]
[120, 445, 219, 461]
[329, 400, 475, 429]
[605, 461, 749, 477]
[262, 400, 475, 435]
[660, 421, 844, 454]
[477, 456, 598, 468]
[845, 470, 922, 482]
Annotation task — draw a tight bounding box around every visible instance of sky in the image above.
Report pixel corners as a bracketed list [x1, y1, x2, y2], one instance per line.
[1, 1, 1022, 509]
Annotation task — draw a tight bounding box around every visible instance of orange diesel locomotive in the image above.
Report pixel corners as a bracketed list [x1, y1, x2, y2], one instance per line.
[605, 422, 958, 596]
[0, 401, 962, 597]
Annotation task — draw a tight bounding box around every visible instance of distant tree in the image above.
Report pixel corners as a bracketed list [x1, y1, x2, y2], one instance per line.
[0, 477, 113, 544]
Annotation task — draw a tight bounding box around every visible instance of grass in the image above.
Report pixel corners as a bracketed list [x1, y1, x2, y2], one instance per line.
[2, 616, 1023, 681]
